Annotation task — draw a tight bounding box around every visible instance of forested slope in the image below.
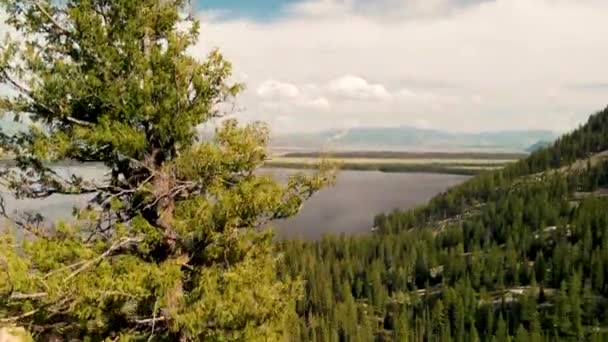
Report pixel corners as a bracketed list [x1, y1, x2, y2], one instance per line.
[280, 106, 608, 341]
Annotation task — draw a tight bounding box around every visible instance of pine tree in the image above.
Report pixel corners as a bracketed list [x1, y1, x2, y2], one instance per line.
[528, 309, 542, 342]
[0, 1, 333, 340]
[470, 325, 480, 342]
[495, 313, 508, 342]
[568, 272, 583, 337]
[554, 281, 572, 335]
[432, 299, 445, 336]
[514, 324, 528, 342]
[394, 311, 409, 342]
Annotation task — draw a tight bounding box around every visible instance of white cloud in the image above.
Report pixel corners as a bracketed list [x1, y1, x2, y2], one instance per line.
[256, 79, 331, 112]
[471, 95, 483, 104]
[302, 97, 331, 110]
[288, 0, 351, 17]
[397, 88, 416, 98]
[413, 119, 433, 129]
[256, 80, 300, 99]
[326, 75, 390, 101]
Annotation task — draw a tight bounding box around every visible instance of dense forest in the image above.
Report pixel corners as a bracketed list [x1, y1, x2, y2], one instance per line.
[279, 106, 608, 341]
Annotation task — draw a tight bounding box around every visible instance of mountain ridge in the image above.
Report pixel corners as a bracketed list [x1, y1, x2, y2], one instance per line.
[271, 126, 558, 152]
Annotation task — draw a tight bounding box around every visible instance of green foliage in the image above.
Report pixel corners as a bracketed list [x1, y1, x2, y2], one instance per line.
[0, 1, 334, 340]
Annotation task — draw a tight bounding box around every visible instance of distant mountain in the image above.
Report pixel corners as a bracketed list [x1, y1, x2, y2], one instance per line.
[271, 126, 558, 152]
[526, 140, 553, 153]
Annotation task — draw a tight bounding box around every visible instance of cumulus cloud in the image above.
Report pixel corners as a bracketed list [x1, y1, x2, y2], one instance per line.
[287, 0, 351, 17]
[258, 76, 392, 104]
[326, 75, 390, 101]
[256, 80, 300, 99]
[255, 77, 332, 111]
[302, 97, 331, 110]
[397, 88, 416, 98]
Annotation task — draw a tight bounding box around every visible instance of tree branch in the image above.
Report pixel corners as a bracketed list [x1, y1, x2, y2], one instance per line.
[64, 236, 143, 282]
[9, 292, 48, 300]
[0, 69, 95, 127]
[44, 259, 88, 279]
[134, 316, 167, 325]
[0, 309, 39, 323]
[100, 173, 155, 206]
[33, 0, 71, 36]
[148, 298, 159, 342]
[65, 115, 95, 127]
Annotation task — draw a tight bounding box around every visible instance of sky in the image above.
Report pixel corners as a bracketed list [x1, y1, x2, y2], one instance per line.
[192, 0, 608, 134]
[2, 0, 608, 134]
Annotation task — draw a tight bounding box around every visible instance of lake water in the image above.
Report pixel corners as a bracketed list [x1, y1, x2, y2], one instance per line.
[0, 165, 468, 239]
[271, 169, 468, 238]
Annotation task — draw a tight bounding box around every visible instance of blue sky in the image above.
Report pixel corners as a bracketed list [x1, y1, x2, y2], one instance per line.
[197, 0, 494, 21]
[197, 0, 292, 20]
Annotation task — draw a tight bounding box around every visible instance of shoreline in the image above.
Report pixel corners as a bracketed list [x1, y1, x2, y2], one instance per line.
[263, 161, 498, 175]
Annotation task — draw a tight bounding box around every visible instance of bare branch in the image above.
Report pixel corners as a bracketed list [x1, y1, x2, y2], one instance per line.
[148, 298, 159, 342]
[33, 0, 71, 35]
[0, 309, 39, 323]
[44, 259, 87, 279]
[0, 69, 53, 111]
[64, 236, 143, 282]
[134, 316, 167, 325]
[9, 292, 48, 300]
[64, 116, 95, 127]
[100, 173, 155, 206]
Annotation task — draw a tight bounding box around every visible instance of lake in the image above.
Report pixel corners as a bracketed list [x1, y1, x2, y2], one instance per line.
[271, 169, 468, 238]
[0, 165, 468, 239]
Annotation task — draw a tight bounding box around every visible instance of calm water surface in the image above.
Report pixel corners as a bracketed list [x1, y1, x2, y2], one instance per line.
[271, 169, 468, 239]
[0, 165, 468, 239]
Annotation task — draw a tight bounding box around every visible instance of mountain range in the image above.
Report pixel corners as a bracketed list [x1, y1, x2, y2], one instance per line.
[270, 126, 558, 152]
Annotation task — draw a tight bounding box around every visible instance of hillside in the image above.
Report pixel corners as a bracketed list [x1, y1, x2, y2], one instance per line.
[526, 140, 553, 153]
[271, 127, 558, 152]
[281, 106, 608, 341]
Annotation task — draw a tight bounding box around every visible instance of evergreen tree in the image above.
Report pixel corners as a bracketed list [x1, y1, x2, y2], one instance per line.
[0, 1, 333, 340]
[495, 313, 508, 342]
[514, 324, 528, 342]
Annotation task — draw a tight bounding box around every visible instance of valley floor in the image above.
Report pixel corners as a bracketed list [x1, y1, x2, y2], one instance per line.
[265, 151, 524, 175]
